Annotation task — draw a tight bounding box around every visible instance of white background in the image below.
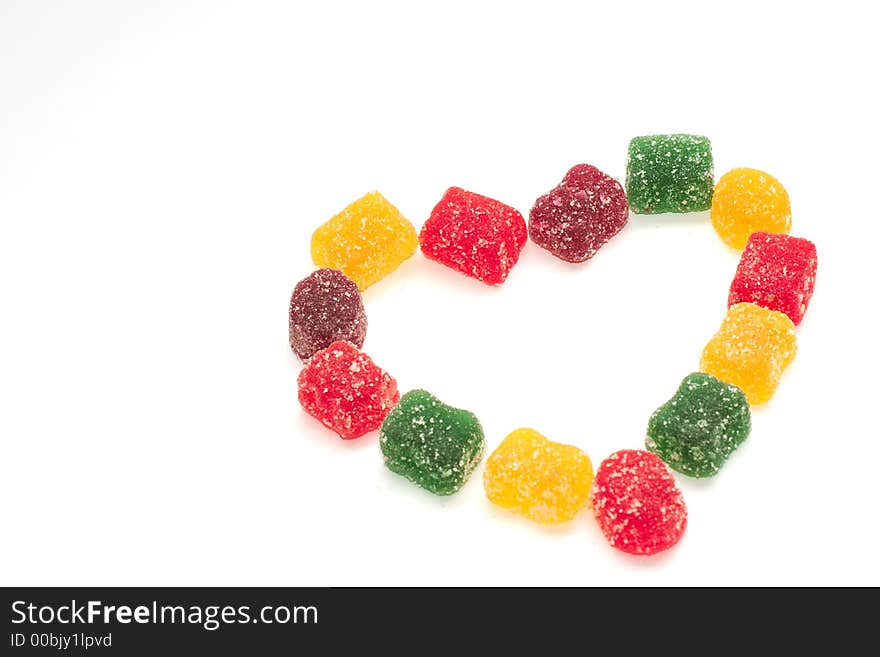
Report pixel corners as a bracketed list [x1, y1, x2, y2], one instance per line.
[1, 1, 877, 586]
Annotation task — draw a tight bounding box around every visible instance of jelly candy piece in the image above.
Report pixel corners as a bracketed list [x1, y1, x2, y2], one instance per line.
[379, 389, 485, 495]
[419, 187, 527, 285]
[700, 302, 797, 405]
[591, 449, 687, 555]
[288, 268, 367, 361]
[311, 191, 418, 290]
[297, 341, 399, 440]
[625, 134, 714, 214]
[711, 168, 791, 249]
[483, 428, 593, 524]
[646, 373, 751, 478]
[728, 231, 817, 326]
[529, 164, 629, 263]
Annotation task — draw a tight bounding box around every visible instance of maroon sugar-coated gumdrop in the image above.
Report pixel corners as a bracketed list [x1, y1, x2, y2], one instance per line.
[289, 268, 367, 361]
[529, 164, 629, 263]
[591, 449, 687, 556]
[297, 341, 399, 440]
[728, 231, 817, 326]
[419, 187, 527, 285]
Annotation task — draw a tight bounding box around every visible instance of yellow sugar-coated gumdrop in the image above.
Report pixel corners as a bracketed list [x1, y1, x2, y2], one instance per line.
[700, 302, 797, 405]
[711, 168, 791, 249]
[311, 191, 418, 290]
[483, 428, 593, 524]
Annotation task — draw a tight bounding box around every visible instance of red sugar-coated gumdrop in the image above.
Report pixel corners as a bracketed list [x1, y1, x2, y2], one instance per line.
[529, 164, 629, 263]
[419, 187, 527, 285]
[590, 449, 687, 556]
[728, 231, 817, 326]
[297, 341, 399, 440]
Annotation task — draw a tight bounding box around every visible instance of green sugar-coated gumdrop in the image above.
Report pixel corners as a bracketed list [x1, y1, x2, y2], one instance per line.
[626, 134, 714, 214]
[646, 372, 751, 478]
[379, 389, 485, 495]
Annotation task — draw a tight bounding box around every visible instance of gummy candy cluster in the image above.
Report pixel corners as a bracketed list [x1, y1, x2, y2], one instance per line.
[289, 134, 817, 557]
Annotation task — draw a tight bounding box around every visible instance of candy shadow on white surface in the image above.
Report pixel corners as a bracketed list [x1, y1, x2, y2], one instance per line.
[337, 431, 382, 452]
[361, 248, 508, 302]
[291, 410, 380, 453]
[479, 496, 588, 539]
[625, 209, 712, 231]
[374, 461, 487, 511]
[604, 538, 685, 570]
[514, 240, 609, 277]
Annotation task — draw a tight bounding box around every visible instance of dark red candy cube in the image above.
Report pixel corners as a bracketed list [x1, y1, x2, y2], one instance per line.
[297, 341, 399, 440]
[289, 268, 367, 361]
[591, 449, 687, 556]
[728, 232, 818, 325]
[529, 164, 629, 263]
[419, 187, 527, 285]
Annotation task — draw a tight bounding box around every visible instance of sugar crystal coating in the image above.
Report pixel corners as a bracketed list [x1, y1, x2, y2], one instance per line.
[419, 187, 527, 285]
[483, 428, 594, 524]
[529, 164, 629, 263]
[700, 302, 797, 405]
[289, 268, 367, 361]
[311, 191, 418, 290]
[297, 341, 399, 440]
[646, 373, 751, 478]
[591, 449, 687, 555]
[728, 231, 817, 325]
[380, 389, 485, 495]
[626, 135, 714, 214]
[711, 168, 791, 249]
